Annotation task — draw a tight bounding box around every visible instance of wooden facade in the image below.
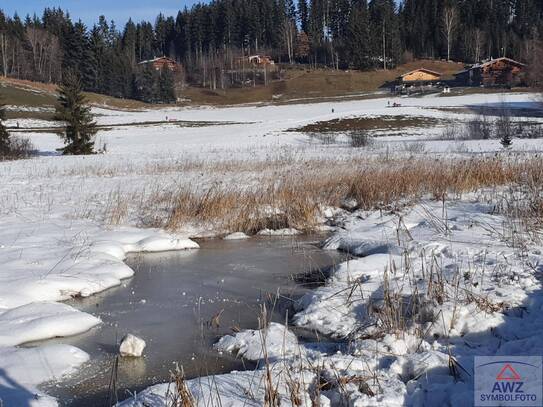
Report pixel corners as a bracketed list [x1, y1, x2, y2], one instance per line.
[247, 55, 275, 66]
[398, 68, 442, 83]
[138, 57, 181, 72]
[455, 57, 525, 87]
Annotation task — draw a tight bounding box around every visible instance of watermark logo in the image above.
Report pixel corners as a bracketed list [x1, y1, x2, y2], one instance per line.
[475, 356, 542, 406]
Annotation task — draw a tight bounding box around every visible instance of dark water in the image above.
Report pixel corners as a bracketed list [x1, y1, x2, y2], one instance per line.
[37, 236, 344, 406]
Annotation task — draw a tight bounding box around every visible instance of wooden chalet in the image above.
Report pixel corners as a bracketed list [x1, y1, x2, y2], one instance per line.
[455, 57, 525, 87]
[138, 57, 182, 72]
[247, 55, 275, 66]
[398, 68, 442, 84]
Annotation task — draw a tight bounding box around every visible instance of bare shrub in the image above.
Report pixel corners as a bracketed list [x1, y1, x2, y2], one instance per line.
[514, 122, 543, 139]
[309, 132, 337, 145]
[439, 109, 518, 144]
[403, 141, 426, 154]
[450, 142, 469, 154]
[439, 124, 460, 140]
[349, 130, 371, 148]
[0, 136, 35, 160]
[464, 115, 492, 140]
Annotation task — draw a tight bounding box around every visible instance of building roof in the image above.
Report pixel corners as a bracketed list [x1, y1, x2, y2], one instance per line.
[479, 57, 526, 68]
[454, 69, 471, 76]
[138, 56, 177, 65]
[399, 68, 442, 78]
[454, 57, 526, 76]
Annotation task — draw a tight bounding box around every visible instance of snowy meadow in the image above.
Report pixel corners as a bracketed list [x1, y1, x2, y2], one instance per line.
[1, 91, 543, 406]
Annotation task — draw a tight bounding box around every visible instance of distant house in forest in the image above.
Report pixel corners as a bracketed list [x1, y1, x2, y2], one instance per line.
[138, 57, 182, 72]
[232, 54, 278, 71]
[398, 68, 442, 84]
[246, 55, 275, 66]
[136, 57, 184, 102]
[234, 55, 275, 67]
[455, 57, 526, 87]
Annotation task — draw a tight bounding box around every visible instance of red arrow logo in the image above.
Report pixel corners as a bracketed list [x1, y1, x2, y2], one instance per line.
[496, 364, 522, 381]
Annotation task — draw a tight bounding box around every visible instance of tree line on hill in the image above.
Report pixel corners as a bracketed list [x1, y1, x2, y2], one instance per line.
[0, 0, 542, 102]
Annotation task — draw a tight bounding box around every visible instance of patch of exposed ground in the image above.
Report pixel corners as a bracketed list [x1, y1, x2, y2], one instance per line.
[289, 115, 442, 133]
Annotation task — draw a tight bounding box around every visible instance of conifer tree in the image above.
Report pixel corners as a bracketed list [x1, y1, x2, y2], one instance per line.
[499, 128, 513, 149]
[55, 71, 97, 155]
[158, 66, 176, 103]
[348, 0, 371, 70]
[0, 99, 10, 155]
[297, 0, 309, 34]
[135, 65, 157, 103]
[497, 109, 513, 149]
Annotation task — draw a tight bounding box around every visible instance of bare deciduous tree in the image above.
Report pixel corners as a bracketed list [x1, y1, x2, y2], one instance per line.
[26, 27, 61, 82]
[442, 6, 457, 61]
[472, 28, 484, 63]
[283, 19, 296, 64]
[527, 40, 543, 91]
[0, 31, 8, 77]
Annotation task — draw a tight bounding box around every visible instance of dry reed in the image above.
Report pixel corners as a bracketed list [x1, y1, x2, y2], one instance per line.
[102, 157, 543, 235]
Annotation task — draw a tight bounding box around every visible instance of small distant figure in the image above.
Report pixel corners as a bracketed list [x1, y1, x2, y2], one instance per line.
[165, 116, 168, 121]
[332, 108, 335, 113]
[387, 101, 391, 107]
[16, 122, 20, 128]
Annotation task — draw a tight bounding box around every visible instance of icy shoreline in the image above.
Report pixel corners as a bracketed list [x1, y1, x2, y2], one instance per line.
[119, 194, 543, 406]
[0, 220, 199, 406]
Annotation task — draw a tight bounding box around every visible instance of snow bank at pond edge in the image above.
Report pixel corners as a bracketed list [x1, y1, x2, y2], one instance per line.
[0, 223, 198, 406]
[120, 196, 543, 406]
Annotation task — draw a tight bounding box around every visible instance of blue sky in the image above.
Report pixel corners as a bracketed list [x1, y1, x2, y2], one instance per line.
[0, 0, 199, 27]
[1, 0, 403, 28]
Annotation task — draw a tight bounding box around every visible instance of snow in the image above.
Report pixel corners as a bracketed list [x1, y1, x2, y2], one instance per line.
[118, 369, 316, 407]
[0, 302, 100, 347]
[257, 228, 301, 236]
[214, 322, 300, 361]
[119, 334, 146, 357]
[223, 232, 250, 240]
[2, 90, 543, 406]
[0, 345, 89, 407]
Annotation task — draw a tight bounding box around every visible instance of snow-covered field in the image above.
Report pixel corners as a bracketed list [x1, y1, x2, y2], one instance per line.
[1, 92, 542, 406]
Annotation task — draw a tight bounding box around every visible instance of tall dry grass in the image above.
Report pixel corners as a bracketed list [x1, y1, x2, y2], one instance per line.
[102, 157, 543, 234]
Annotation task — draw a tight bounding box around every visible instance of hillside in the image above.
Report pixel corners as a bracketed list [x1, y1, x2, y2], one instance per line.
[0, 77, 149, 120]
[183, 60, 466, 105]
[0, 60, 500, 113]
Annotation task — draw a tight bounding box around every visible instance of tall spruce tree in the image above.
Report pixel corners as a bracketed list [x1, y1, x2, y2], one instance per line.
[158, 66, 176, 103]
[134, 65, 157, 103]
[298, 0, 309, 34]
[55, 71, 97, 155]
[348, 0, 371, 70]
[0, 99, 10, 155]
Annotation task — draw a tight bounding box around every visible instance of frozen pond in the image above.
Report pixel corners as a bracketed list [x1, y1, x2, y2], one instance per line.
[36, 236, 345, 406]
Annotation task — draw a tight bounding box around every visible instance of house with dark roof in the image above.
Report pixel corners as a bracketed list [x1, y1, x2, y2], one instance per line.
[455, 57, 526, 87]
